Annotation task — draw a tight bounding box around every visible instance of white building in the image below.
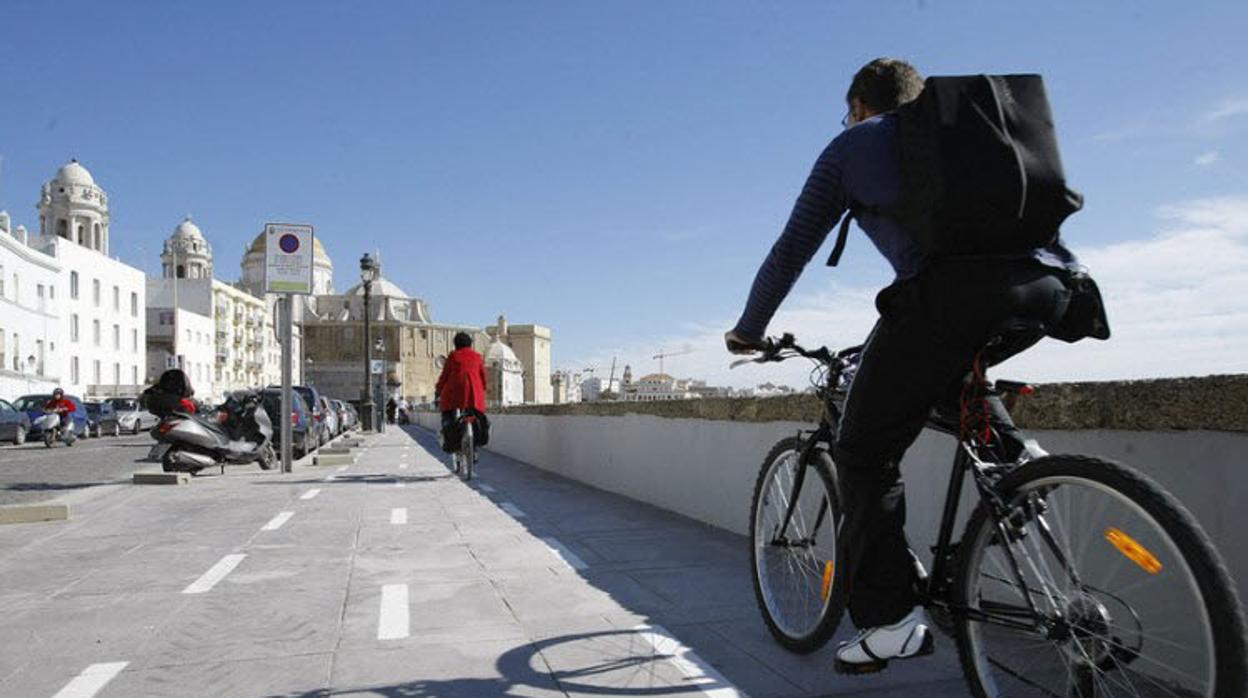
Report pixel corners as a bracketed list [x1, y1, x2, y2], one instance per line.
[146, 278, 215, 399]
[580, 375, 622, 402]
[485, 339, 525, 407]
[30, 161, 146, 397]
[0, 213, 62, 396]
[150, 218, 285, 401]
[213, 279, 280, 395]
[551, 370, 583, 404]
[620, 373, 697, 402]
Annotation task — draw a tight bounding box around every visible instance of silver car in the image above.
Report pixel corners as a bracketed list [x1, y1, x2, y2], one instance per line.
[107, 397, 159, 435]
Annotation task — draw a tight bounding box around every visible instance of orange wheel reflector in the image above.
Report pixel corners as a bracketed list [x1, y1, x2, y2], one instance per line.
[821, 561, 835, 601]
[1105, 527, 1162, 575]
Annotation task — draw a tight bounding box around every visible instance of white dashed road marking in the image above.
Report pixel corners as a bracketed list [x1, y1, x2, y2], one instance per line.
[52, 662, 129, 698]
[261, 511, 294, 531]
[300, 488, 321, 500]
[541, 537, 587, 570]
[478, 483, 497, 493]
[399, 462, 408, 469]
[391, 507, 407, 525]
[378, 584, 410, 640]
[183, 554, 246, 594]
[337, 465, 349, 472]
[634, 625, 746, 698]
[500, 502, 526, 518]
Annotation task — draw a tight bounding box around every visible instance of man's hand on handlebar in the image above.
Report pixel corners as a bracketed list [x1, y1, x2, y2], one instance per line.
[724, 330, 766, 355]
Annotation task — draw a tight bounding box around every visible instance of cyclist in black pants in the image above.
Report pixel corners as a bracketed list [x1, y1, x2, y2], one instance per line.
[725, 58, 1075, 672]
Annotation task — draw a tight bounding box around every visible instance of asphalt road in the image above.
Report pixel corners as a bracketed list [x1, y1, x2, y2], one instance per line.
[0, 432, 159, 505]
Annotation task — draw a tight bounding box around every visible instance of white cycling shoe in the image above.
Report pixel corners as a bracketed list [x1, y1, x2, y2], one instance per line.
[834, 606, 934, 674]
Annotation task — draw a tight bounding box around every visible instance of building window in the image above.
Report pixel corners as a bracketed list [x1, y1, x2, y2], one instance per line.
[130, 292, 138, 316]
[49, 285, 55, 299]
[113, 324, 120, 350]
[113, 363, 120, 384]
[37, 284, 44, 299]
[71, 357, 79, 384]
[71, 314, 79, 342]
[113, 285, 120, 311]
[93, 320, 100, 346]
[92, 279, 100, 306]
[131, 328, 138, 352]
[71, 272, 79, 299]
[93, 360, 101, 384]
[131, 365, 138, 384]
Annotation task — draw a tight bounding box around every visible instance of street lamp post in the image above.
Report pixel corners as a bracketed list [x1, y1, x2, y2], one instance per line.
[374, 337, 386, 434]
[359, 253, 378, 431]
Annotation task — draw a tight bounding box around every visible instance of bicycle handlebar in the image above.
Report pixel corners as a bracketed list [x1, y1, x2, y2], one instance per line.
[730, 333, 860, 369]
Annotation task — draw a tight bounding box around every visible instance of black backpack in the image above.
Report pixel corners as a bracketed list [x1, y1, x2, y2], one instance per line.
[827, 74, 1083, 266]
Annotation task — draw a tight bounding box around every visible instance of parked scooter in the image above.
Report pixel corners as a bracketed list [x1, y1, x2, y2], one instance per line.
[35, 409, 76, 448]
[149, 391, 274, 475]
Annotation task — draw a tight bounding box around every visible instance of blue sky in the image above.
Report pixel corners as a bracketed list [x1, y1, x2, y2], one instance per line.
[2, 1, 1245, 384]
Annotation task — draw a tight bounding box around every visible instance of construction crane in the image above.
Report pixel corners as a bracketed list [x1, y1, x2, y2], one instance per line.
[652, 348, 693, 375]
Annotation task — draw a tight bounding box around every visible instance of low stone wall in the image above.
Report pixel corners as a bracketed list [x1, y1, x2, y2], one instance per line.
[489, 374, 1248, 432]
[417, 374, 1248, 602]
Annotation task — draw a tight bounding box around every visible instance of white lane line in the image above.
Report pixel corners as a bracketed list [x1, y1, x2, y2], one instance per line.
[378, 584, 410, 640]
[336, 465, 349, 472]
[390, 507, 408, 525]
[499, 502, 526, 518]
[399, 462, 409, 469]
[300, 488, 321, 500]
[478, 483, 497, 493]
[52, 661, 130, 698]
[634, 625, 747, 698]
[541, 536, 587, 570]
[323, 474, 336, 482]
[182, 554, 246, 594]
[261, 511, 295, 531]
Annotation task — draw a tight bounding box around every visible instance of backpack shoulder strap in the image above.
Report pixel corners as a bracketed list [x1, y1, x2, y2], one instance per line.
[825, 211, 854, 267]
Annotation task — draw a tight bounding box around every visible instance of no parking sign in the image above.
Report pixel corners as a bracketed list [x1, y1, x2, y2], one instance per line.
[263, 223, 314, 294]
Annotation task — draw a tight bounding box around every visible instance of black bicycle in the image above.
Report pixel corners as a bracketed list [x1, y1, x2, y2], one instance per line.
[743, 332, 1247, 697]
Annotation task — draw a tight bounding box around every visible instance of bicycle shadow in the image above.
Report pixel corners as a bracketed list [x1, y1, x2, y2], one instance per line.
[262, 628, 721, 697]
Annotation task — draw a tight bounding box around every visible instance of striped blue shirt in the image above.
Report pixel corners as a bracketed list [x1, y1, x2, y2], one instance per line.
[733, 113, 1079, 341]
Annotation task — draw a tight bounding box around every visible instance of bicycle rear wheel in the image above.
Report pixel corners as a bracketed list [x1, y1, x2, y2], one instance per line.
[461, 422, 474, 481]
[749, 437, 845, 653]
[954, 455, 1247, 697]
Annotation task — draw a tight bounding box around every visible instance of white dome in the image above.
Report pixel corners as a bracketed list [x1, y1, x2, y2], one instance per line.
[172, 217, 205, 241]
[55, 160, 96, 186]
[486, 341, 522, 369]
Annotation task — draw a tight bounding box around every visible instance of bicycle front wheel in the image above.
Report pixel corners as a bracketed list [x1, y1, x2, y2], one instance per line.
[749, 437, 845, 653]
[954, 455, 1247, 698]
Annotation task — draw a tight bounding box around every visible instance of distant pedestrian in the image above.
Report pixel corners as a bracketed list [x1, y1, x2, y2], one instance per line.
[385, 398, 397, 424]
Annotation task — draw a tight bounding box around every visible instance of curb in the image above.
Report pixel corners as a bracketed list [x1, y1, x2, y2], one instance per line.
[0, 503, 70, 525]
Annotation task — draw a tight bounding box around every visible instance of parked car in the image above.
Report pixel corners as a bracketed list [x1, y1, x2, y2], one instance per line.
[332, 399, 354, 431]
[108, 396, 159, 435]
[13, 394, 89, 438]
[84, 401, 123, 437]
[318, 396, 340, 438]
[260, 389, 316, 459]
[290, 385, 329, 446]
[0, 398, 32, 444]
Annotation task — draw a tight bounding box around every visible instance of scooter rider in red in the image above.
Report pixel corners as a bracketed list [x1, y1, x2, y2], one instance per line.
[43, 388, 77, 437]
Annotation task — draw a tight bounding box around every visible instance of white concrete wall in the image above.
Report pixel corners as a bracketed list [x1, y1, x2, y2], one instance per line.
[416, 410, 1248, 602]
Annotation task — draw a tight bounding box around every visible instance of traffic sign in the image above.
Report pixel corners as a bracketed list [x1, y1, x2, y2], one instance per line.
[371, 359, 384, 375]
[263, 223, 314, 295]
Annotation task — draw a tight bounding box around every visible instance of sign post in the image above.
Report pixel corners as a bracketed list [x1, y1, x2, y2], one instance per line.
[264, 223, 314, 474]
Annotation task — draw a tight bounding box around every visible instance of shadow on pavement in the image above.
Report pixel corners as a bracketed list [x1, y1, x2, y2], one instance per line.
[262, 629, 713, 697]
